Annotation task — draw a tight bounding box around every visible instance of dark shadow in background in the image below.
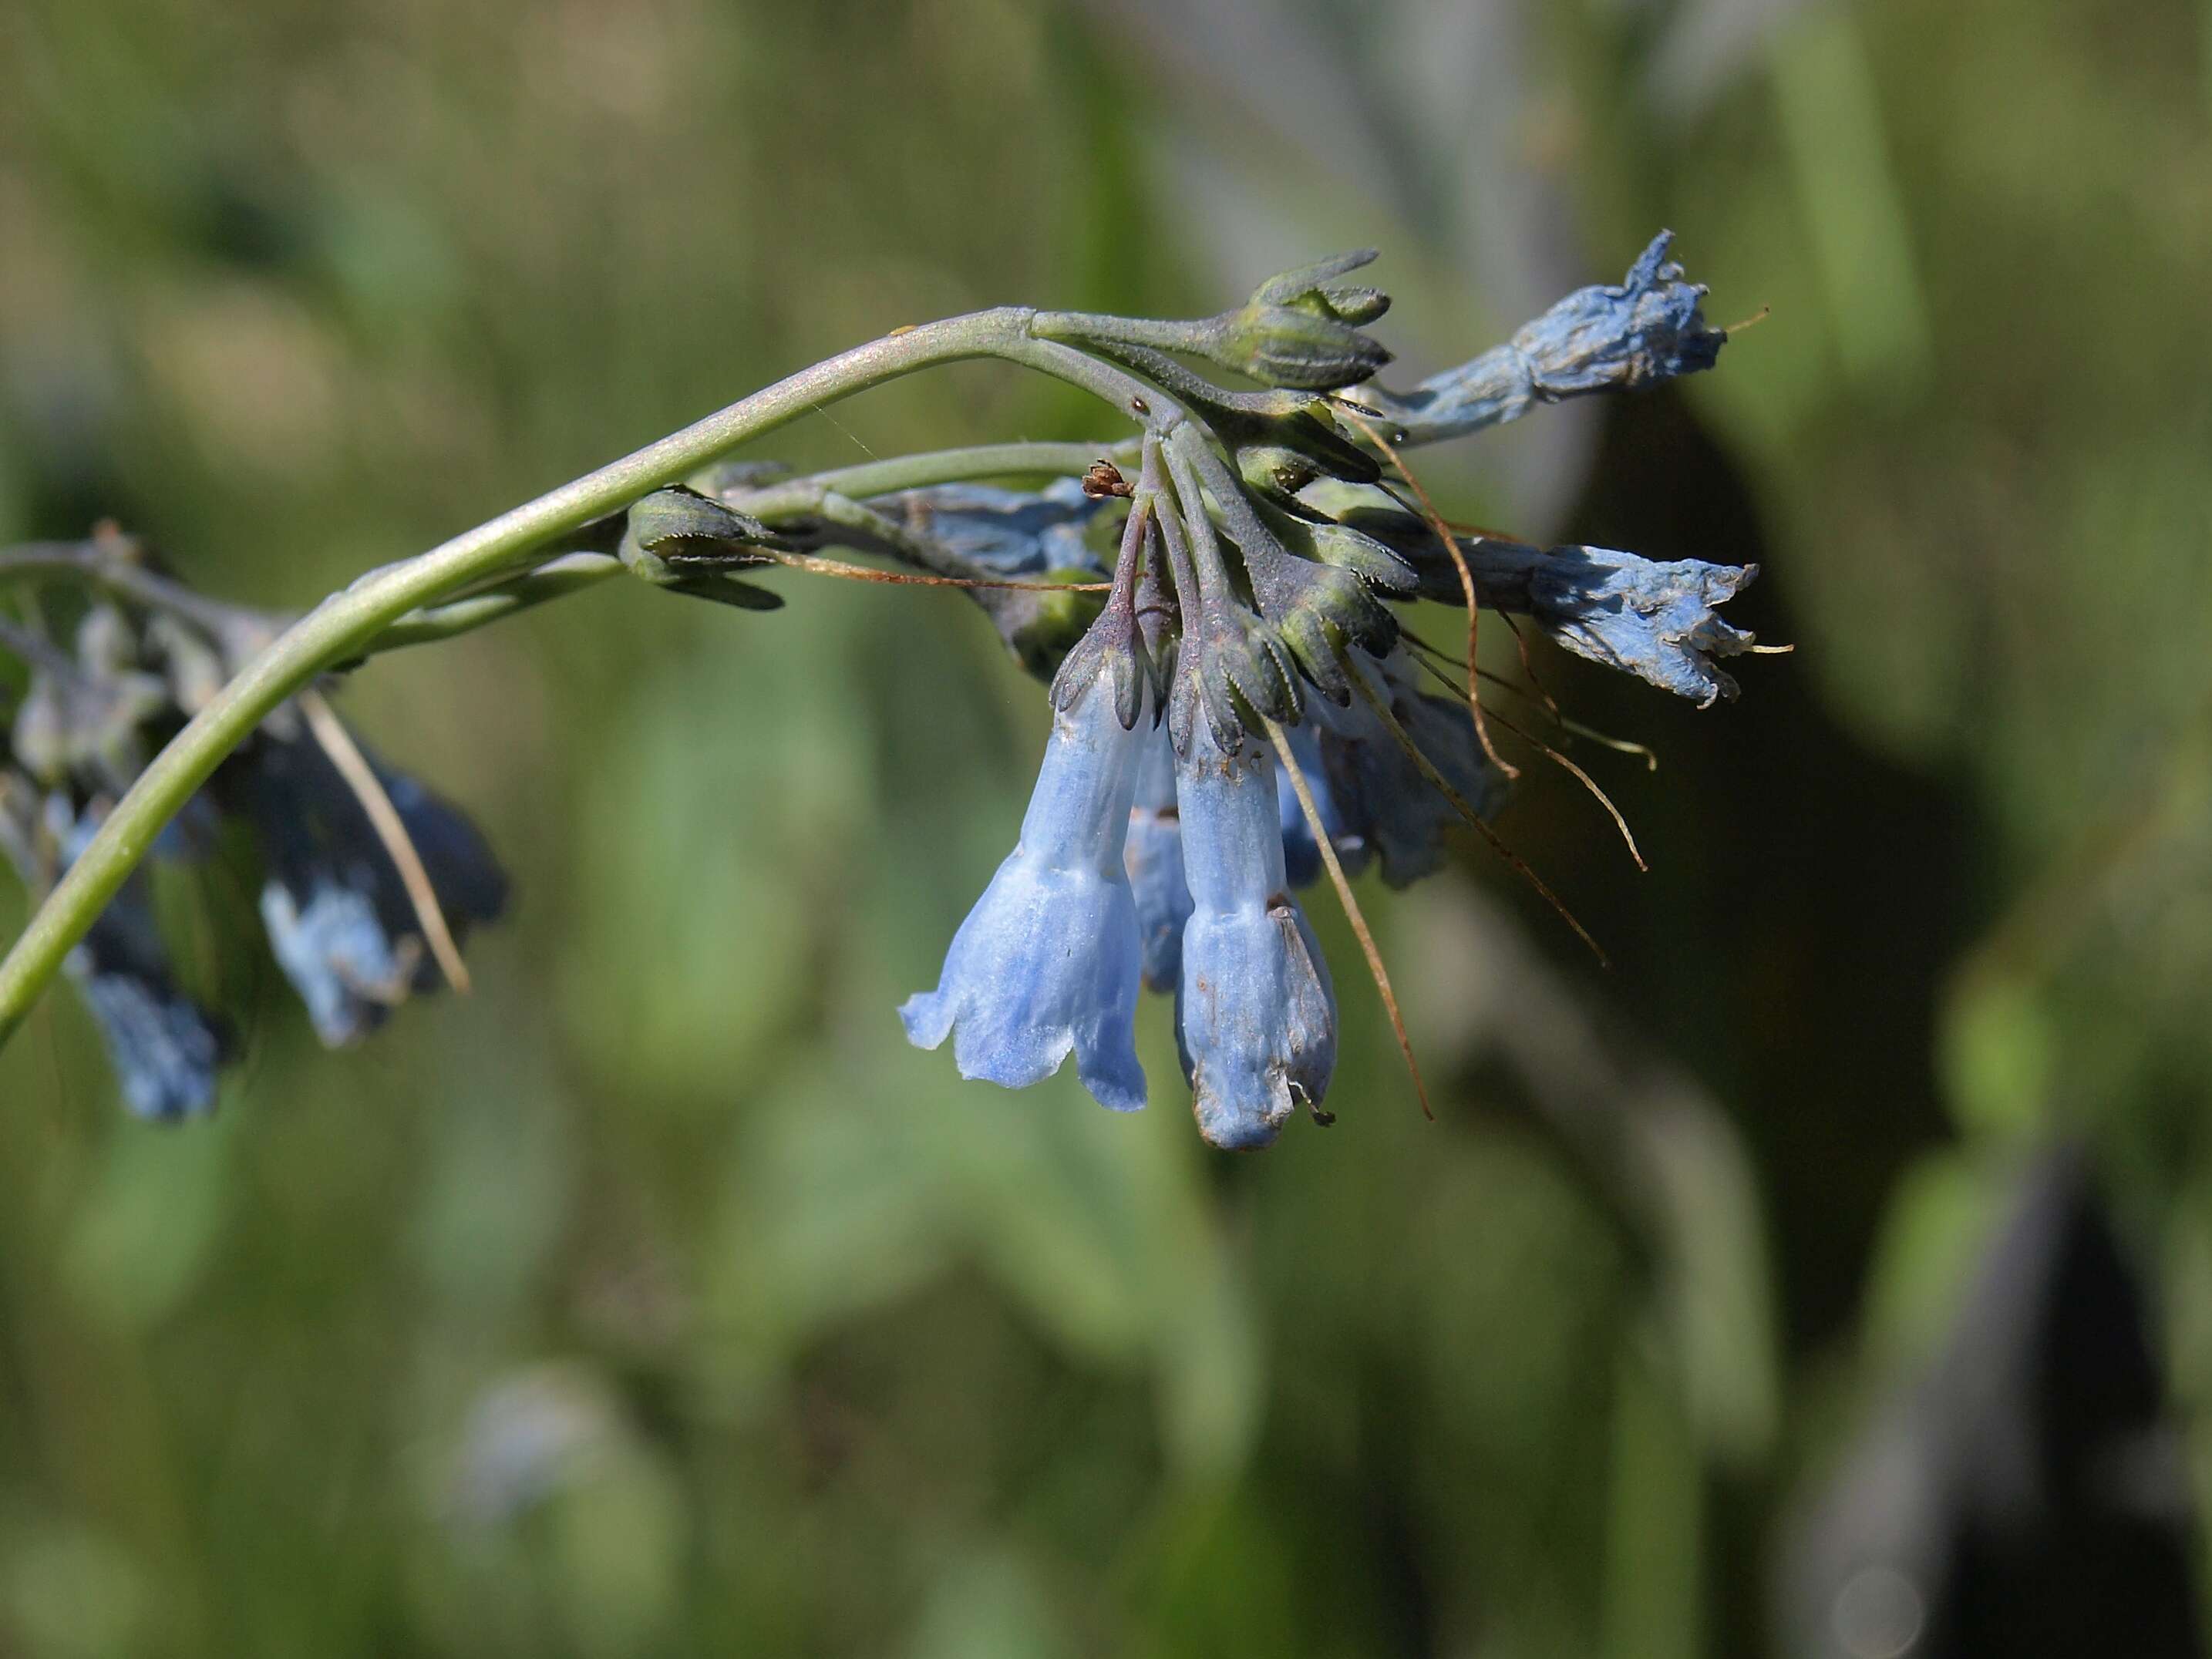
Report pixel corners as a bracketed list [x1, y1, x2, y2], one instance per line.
[1552, 390, 1975, 1362]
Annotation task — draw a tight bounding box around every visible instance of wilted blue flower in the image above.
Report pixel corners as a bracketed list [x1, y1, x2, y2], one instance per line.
[227, 725, 507, 1046]
[1123, 730, 1193, 994]
[901, 671, 1150, 1110]
[1324, 513, 1762, 708]
[19, 792, 227, 1121]
[874, 478, 1109, 575]
[1173, 724, 1335, 1150]
[1457, 540, 1759, 705]
[1534, 547, 1756, 705]
[1353, 231, 1725, 443]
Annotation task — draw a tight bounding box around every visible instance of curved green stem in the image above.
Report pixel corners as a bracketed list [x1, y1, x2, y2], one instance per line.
[0, 306, 1149, 1045]
[1032, 308, 1215, 357]
[357, 553, 628, 655]
[731, 439, 1136, 514]
[364, 438, 1145, 657]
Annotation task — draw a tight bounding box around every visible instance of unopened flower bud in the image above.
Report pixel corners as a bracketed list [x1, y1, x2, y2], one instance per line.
[1251, 249, 1391, 325]
[619, 486, 784, 610]
[1210, 302, 1392, 392]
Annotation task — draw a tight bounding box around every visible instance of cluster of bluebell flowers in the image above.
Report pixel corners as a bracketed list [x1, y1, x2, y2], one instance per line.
[2, 236, 1758, 1145]
[894, 236, 1758, 1148]
[0, 533, 504, 1117]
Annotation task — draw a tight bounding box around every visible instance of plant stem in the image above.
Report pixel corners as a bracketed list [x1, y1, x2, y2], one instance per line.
[0, 307, 1149, 1045]
[364, 439, 1144, 656]
[729, 439, 1136, 516]
[358, 553, 628, 655]
[0, 543, 274, 639]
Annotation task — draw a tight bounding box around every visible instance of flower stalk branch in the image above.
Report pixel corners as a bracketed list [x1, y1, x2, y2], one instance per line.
[0, 307, 1174, 1045]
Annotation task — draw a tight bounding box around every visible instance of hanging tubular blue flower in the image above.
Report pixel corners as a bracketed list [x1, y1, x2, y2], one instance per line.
[1348, 231, 1725, 443]
[225, 722, 507, 1047]
[1, 788, 228, 1121]
[900, 664, 1150, 1110]
[1173, 720, 1336, 1150]
[1123, 729, 1192, 994]
[873, 479, 1109, 576]
[0, 234, 1772, 1151]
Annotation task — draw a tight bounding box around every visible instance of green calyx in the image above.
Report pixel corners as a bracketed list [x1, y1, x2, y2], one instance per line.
[619, 486, 786, 611]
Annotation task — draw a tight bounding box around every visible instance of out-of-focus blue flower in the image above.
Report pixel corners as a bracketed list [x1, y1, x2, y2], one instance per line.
[1123, 730, 1192, 994]
[1173, 724, 1335, 1150]
[874, 479, 1109, 575]
[1353, 231, 1725, 443]
[449, 1365, 621, 1527]
[29, 794, 227, 1121]
[1279, 654, 1507, 890]
[1273, 717, 1369, 890]
[227, 725, 507, 1047]
[901, 674, 1149, 1110]
[67, 964, 224, 1122]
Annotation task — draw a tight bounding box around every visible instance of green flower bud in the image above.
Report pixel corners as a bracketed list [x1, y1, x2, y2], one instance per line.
[1251, 250, 1391, 324]
[1261, 503, 1419, 594]
[1308, 282, 1390, 325]
[1211, 303, 1392, 391]
[619, 485, 784, 610]
[1237, 443, 1322, 499]
[1237, 536, 1399, 705]
[1167, 594, 1300, 760]
[1210, 254, 1396, 385]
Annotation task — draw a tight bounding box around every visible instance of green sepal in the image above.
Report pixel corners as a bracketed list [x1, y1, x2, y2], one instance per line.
[620, 485, 786, 610]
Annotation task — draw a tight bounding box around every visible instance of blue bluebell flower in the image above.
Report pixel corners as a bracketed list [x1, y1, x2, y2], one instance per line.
[1123, 730, 1193, 994]
[5, 789, 229, 1121]
[1274, 717, 1368, 889]
[1173, 723, 1335, 1150]
[1313, 509, 1761, 708]
[874, 479, 1109, 575]
[901, 671, 1150, 1111]
[1303, 653, 1509, 888]
[1448, 540, 1759, 705]
[226, 724, 507, 1046]
[1350, 231, 1725, 443]
[1526, 547, 1757, 705]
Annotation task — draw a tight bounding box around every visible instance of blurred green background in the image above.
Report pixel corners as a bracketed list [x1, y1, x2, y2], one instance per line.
[2, 0, 2210, 1653]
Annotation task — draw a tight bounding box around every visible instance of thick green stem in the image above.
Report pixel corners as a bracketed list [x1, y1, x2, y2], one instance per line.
[0, 305, 1133, 1045]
